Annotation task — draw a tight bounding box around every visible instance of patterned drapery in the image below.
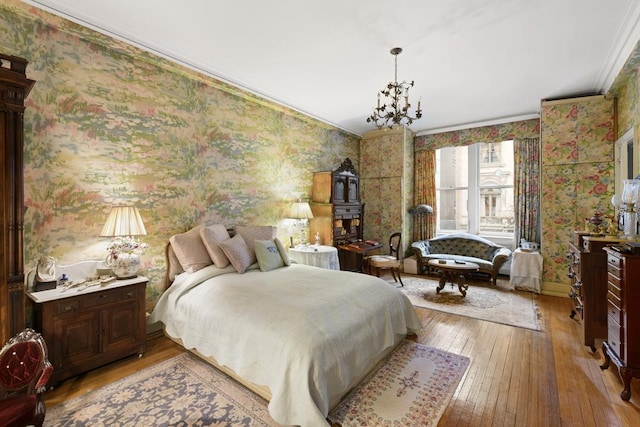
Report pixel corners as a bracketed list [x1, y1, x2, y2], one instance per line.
[514, 137, 540, 247]
[413, 119, 540, 244]
[413, 149, 436, 241]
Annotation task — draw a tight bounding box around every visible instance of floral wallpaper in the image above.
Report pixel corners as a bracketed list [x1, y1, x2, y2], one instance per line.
[360, 128, 415, 257]
[540, 96, 615, 286]
[0, 1, 359, 310]
[414, 119, 540, 150]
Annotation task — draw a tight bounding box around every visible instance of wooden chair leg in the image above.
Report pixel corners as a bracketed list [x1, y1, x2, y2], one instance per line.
[395, 268, 404, 287]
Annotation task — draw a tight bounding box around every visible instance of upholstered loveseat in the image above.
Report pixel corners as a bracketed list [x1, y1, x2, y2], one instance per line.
[411, 233, 512, 285]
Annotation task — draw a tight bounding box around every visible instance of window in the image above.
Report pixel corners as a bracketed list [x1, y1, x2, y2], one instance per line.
[435, 140, 514, 237]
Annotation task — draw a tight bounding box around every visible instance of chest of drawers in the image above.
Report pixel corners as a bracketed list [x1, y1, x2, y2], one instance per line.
[567, 242, 608, 351]
[600, 248, 640, 401]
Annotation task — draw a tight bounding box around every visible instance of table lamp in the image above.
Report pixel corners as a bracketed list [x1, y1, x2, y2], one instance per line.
[100, 206, 148, 279]
[288, 201, 313, 247]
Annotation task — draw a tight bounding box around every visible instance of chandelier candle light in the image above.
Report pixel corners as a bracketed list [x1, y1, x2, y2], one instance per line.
[100, 206, 148, 279]
[367, 47, 422, 129]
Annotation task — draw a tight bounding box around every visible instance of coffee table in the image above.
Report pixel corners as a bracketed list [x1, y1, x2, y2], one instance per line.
[427, 259, 480, 297]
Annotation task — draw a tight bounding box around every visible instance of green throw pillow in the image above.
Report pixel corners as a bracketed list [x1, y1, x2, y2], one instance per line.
[255, 239, 285, 272]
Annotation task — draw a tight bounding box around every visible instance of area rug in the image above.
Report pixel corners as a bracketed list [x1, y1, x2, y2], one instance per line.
[46, 352, 279, 426]
[328, 340, 470, 427]
[397, 274, 543, 331]
[47, 341, 470, 427]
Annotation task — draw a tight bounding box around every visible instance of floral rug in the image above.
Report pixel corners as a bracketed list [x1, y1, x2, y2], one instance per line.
[46, 353, 278, 426]
[396, 274, 543, 331]
[46, 341, 470, 427]
[328, 340, 470, 427]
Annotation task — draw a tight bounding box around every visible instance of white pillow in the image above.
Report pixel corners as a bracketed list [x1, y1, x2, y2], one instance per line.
[200, 224, 231, 268]
[274, 237, 291, 266]
[169, 225, 212, 273]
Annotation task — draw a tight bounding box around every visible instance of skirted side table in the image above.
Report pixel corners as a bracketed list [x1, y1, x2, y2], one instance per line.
[288, 245, 340, 270]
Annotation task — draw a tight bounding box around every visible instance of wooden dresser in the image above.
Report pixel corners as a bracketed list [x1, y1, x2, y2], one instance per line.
[601, 247, 640, 401]
[26, 268, 147, 385]
[566, 235, 619, 351]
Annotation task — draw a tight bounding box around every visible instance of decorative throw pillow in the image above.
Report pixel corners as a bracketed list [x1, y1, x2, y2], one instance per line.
[255, 239, 285, 272]
[274, 237, 291, 266]
[219, 234, 255, 274]
[200, 224, 231, 268]
[235, 225, 277, 255]
[167, 244, 185, 281]
[169, 225, 212, 273]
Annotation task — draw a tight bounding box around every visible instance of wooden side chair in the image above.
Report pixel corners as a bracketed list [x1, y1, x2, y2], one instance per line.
[366, 232, 404, 286]
[0, 328, 54, 427]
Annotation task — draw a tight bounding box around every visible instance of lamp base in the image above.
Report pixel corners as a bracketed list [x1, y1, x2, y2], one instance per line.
[106, 253, 141, 280]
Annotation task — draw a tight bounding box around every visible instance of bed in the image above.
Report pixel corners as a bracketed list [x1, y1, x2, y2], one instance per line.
[149, 230, 422, 426]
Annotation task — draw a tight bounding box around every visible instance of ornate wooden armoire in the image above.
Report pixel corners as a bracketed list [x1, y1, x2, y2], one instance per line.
[0, 54, 35, 345]
[309, 158, 365, 270]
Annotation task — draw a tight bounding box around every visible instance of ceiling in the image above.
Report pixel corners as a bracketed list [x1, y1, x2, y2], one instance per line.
[24, 0, 640, 136]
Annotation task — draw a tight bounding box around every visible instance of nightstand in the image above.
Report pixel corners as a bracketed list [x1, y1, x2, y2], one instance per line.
[25, 261, 147, 385]
[289, 245, 340, 270]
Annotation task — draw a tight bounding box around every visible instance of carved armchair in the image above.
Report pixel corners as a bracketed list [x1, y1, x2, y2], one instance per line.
[0, 328, 53, 427]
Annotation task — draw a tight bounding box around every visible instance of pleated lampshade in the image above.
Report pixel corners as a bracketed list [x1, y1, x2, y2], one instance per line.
[100, 206, 147, 237]
[288, 202, 314, 220]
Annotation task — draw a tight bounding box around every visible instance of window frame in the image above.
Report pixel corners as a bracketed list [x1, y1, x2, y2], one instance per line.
[435, 141, 514, 240]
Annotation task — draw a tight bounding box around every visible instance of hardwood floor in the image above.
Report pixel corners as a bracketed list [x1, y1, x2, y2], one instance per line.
[44, 287, 640, 426]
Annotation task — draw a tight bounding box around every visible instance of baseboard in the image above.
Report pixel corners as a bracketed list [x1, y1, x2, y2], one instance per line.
[541, 281, 569, 298]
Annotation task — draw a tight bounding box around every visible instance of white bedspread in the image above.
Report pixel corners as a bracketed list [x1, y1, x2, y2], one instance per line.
[149, 263, 421, 426]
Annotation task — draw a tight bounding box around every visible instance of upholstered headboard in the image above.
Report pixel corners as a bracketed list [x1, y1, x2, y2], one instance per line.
[164, 242, 184, 289]
[164, 226, 237, 289]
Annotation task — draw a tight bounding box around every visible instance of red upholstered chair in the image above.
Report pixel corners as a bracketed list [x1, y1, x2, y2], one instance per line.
[366, 232, 404, 287]
[0, 328, 53, 427]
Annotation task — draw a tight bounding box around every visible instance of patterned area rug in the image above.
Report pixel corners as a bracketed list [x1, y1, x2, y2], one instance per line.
[397, 274, 543, 331]
[328, 340, 470, 426]
[46, 353, 278, 426]
[47, 341, 470, 426]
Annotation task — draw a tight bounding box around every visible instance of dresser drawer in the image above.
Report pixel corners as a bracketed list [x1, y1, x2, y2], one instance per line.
[607, 317, 624, 357]
[82, 289, 122, 308]
[54, 299, 81, 315]
[607, 271, 621, 289]
[607, 253, 623, 270]
[607, 297, 623, 325]
[334, 206, 361, 218]
[607, 280, 622, 300]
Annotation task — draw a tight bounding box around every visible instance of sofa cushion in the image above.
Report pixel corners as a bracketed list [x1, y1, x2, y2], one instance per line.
[427, 233, 499, 261]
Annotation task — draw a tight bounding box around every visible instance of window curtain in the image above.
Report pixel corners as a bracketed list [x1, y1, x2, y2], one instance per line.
[414, 149, 436, 241]
[413, 118, 540, 245]
[514, 137, 540, 246]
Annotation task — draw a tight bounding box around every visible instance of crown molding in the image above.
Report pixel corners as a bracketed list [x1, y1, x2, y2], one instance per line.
[596, 0, 640, 91]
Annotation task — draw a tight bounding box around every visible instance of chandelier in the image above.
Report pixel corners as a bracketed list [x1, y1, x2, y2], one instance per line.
[367, 47, 422, 129]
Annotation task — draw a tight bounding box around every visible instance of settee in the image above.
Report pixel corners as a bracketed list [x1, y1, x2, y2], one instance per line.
[411, 233, 512, 285]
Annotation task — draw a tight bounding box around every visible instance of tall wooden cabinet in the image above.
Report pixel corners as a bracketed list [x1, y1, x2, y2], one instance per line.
[308, 158, 365, 270]
[0, 54, 35, 345]
[601, 247, 640, 401]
